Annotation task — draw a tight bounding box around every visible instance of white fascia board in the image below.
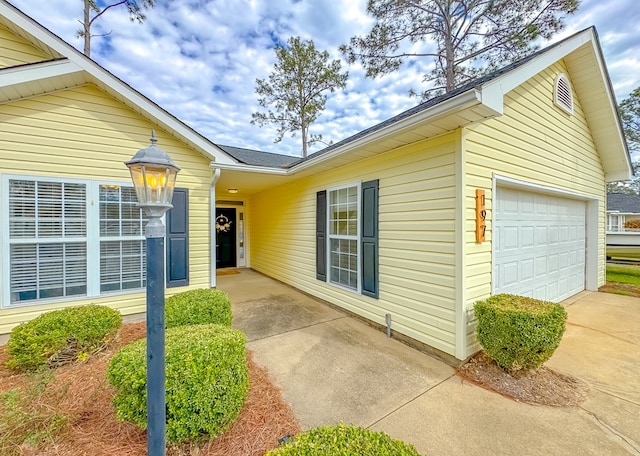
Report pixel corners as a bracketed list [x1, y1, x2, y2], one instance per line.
[482, 28, 595, 96]
[290, 89, 484, 174]
[0, 2, 236, 166]
[606, 170, 634, 183]
[0, 59, 82, 87]
[210, 162, 288, 175]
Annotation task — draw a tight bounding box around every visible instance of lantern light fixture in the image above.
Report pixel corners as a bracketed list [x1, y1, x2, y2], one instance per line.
[125, 130, 181, 221]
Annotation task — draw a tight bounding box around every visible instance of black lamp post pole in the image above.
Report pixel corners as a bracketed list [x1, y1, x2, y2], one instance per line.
[125, 131, 180, 456]
[146, 218, 166, 455]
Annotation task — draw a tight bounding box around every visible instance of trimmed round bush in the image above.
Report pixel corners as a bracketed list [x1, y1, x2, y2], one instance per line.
[165, 288, 232, 329]
[475, 294, 567, 372]
[107, 324, 248, 443]
[266, 424, 422, 456]
[7, 304, 122, 372]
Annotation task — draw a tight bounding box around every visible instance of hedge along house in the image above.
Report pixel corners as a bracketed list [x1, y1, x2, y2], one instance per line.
[0, 3, 630, 362]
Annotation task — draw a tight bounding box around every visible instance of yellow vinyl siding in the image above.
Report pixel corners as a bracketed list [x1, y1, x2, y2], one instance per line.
[0, 84, 212, 334]
[0, 24, 53, 67]
[250, 133, 459, 356]
[462, 60, 605, 355]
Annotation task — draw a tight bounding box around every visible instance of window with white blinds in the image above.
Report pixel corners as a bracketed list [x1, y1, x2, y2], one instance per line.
[8, 179, 87, 303]
[99, 185, 147, 292]
[3, 177, 151, 307]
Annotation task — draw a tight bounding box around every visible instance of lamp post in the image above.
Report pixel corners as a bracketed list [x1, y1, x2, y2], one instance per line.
[125, 131, 180, 456]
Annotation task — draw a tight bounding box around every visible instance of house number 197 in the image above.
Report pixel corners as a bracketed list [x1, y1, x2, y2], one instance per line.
[475, 189, 486, 243]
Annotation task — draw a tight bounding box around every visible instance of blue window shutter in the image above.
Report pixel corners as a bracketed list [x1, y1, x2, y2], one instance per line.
[166, 188, 189, 288]
[316, 190, 327, 281]
[361, 180, 379, 298]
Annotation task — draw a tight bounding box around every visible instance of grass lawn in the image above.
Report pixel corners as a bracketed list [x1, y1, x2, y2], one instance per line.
[600, 264, 640, 297]
[606, 264, 640, 285]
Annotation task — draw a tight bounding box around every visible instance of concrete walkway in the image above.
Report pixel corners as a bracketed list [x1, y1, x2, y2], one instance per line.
[218, 269, 640, 456]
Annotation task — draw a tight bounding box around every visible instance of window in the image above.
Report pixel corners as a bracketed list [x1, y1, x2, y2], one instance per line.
[328, 185, 359, 290]
[2, 176, 187, 308]
[317, 180, 379, 298]
[8, 179, 87, 303]
[99, 185, 147, 293]
[607, 214, 621, 232]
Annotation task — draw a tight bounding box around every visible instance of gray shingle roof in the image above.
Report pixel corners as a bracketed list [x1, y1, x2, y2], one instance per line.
[216, 144, 301, 168]
[607, 193, 640, 213]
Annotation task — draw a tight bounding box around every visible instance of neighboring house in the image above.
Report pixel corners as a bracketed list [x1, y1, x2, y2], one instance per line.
[0, 2, 630, 362]
[606, 193, 640, 259]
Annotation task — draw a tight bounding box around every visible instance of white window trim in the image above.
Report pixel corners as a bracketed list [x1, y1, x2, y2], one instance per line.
[326, 182, 361, 294]
[607, 213, 622, 232]
[1, 174, 145, 309]
[97, 183, 148, 295]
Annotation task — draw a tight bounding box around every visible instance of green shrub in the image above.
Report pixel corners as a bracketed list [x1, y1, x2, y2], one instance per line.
[165, 288, 232, 329]
[107, 324, 248, 443]
[7, 305, 122, 372]
[266, 423, 422, 456]
[475, 294, 567, 372]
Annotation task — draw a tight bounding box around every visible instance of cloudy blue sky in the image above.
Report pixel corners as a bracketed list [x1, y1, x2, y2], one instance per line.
[7, 0, 640, 157]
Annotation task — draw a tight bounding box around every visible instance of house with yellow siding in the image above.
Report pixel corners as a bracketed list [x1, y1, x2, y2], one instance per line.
[0, 2, 630, 362]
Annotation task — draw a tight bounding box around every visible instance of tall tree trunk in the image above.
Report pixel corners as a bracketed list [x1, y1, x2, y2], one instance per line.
[443, 7, 455, 92]
[83, 0, 91, 57]
[301, 119, 308, 158]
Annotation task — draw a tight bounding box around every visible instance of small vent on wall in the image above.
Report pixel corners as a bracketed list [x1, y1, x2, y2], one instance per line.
[554, 73, 574, 115]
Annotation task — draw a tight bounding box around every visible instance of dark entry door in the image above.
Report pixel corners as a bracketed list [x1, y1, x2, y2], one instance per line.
[216, 208, 236, 268]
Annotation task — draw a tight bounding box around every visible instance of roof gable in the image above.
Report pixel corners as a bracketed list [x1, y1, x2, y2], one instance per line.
[0, 22, 54, 67]
[0, 1, 238, 166]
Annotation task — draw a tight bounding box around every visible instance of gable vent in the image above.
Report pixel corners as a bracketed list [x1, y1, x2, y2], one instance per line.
[554, 73, 574, 115]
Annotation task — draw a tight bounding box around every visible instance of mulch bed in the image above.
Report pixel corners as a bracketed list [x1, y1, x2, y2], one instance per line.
[0, 322, 300, 456]
[456, 351, 589, 406]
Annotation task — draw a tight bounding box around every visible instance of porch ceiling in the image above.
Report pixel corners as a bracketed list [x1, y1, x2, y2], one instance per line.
[215, 169, 291, 197]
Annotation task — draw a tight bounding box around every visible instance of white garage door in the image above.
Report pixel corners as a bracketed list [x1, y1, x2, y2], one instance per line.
[494, 187, 586, 302]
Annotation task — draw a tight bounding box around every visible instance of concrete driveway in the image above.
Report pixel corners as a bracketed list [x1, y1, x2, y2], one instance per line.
[219, 270, 640, 456]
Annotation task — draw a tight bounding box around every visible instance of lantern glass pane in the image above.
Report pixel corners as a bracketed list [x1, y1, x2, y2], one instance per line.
[127, 166, 148, 204]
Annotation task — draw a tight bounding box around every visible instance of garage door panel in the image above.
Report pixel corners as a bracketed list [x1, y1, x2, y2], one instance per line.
[494, 187, 586, 302]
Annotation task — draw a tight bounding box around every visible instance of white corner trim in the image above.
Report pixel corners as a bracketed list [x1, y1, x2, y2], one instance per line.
[478, 83, 505, 116]
[210, 167, 221, 288]
[606, 169, 633, 183]
[454, 131, 467, 360]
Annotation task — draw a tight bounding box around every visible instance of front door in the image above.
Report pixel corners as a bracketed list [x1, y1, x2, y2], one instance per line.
[216, 208, 236, 268]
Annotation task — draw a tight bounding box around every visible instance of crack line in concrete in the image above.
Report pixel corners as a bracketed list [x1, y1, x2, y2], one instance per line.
[580, 406, 640, 455]
[593, 387, 640, 407]
[365, 372, 456, 430]
[566, 321, 639, 346]
[244, 315, 349, 343]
